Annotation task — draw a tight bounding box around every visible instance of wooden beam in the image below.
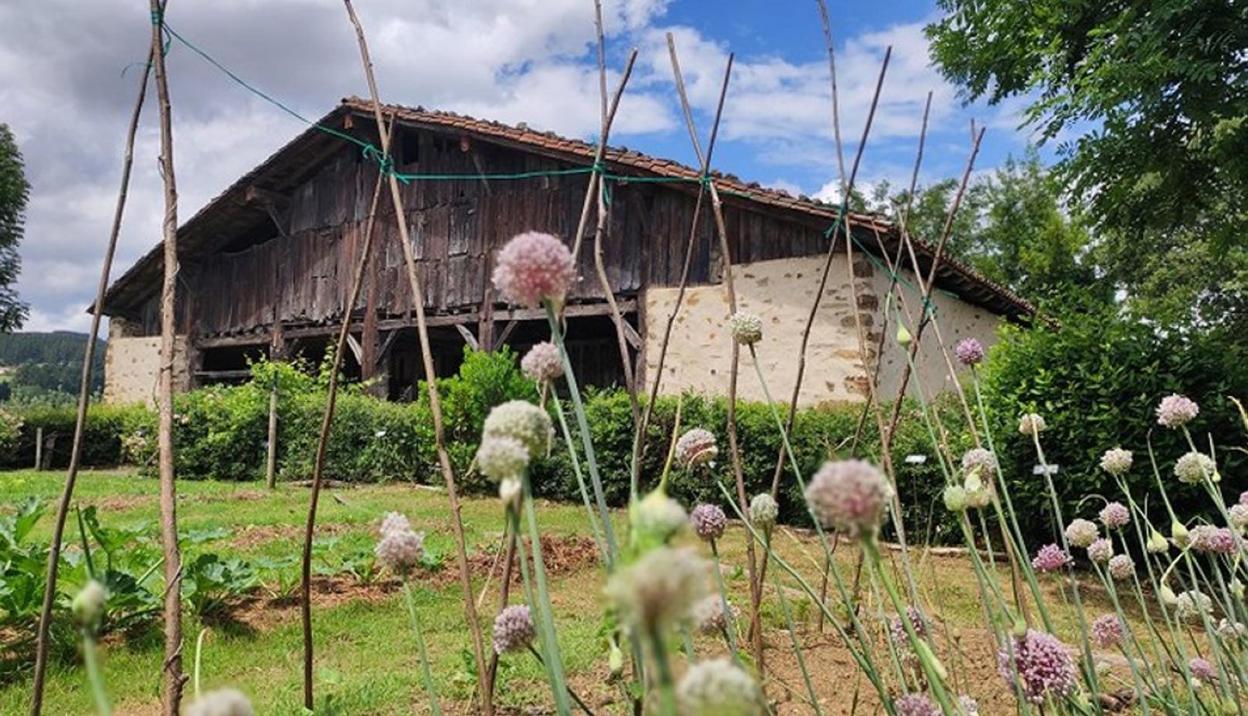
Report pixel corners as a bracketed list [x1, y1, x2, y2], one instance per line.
[345, 333, 364, 364]
[621, 320, 642, 350]
[491, 320, 517, 351]
[194, 369, 253, 380]
[454, 324, 479, 350]
[375, 329, 399, 366]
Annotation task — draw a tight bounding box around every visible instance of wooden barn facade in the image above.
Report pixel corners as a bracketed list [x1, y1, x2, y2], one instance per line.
[99, 98, 1033, 406]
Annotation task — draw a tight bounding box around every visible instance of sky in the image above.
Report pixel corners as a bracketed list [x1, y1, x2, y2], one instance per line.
[0, 0, 1045, 333]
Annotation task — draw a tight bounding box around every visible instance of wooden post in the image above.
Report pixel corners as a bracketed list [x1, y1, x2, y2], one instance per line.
[266, 322, 284, 489]
[33, 427, 42, 471]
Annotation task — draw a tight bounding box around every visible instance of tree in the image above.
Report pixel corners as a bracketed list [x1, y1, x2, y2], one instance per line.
[872, 150, 1105, 313]
[0, 125, 29, 331]
[927, 1, 1248, 330]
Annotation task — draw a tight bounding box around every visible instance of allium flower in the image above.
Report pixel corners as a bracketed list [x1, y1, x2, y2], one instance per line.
[961, 448, 997, 478]
[889, 606, 928, 646]
[605, 546, 707, 632]
[955, 337, 985, 366]
[378, 511, 411, 537]
[748, 493, 778, 529]
[492, 604, 535, 654]
[674, 428, 718, 468]
[1091, 614, 1124, 649]
[1098, 502, 1130, 529]
[1087, 537, 1114, 563]
[72, 579, 107, 629]
[1241, 490, 1248, 506]
[476, 436, 530, 482]
[942, 484, 968, 512]
[1156, 394, 1199, 428]
[1099, 447, 1133, 476]
[632, 490, 688, 543]
[1031, 544, 1072, 573]
[1190, 525, 1237, 555]
[520, 341, 563, 383]
[1217, 618, 1247, 641]
[958, 695, 980, 715]
[692, 595, 738, 635]
[185, 689, 255, 716]
[1174, 590, 1213, 622]
[1064, 518, 1099, 548]
[895, 693, 939, 716]
[676, 658, 764, 716]
[491, 231, 576, 307]
[729, 311, 763, 345]
[375, 528, 425, 575]
[998, 629, 1077, 704]
[1188, 657, 1217, 685]
[963, 473, 992, 509]
[1017, 413, 1046, 436]
[1108, 554, 1134, 581]
[689, 503, 727, 542]
[1229, 504, 1248, 533]
[483, 400, 552, 458]
[1174, 451, 1216, 484]
[1146, 529, 1170, 553]
[805, 459, 892, 538]
[498, 476, 522, 510]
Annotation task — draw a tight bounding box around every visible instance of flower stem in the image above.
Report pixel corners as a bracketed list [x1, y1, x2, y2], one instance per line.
[82, 631, 111, 716]
[401, 582, 443, 716]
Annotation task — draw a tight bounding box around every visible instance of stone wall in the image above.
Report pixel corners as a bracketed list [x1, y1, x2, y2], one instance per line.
[102, 319, 191, 406]
[641, 254, 1002, 407]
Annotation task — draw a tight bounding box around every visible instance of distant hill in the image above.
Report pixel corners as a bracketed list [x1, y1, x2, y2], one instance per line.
[0, 331, 105, 401]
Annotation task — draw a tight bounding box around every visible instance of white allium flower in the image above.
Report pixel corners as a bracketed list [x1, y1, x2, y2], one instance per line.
[375, 528, 425, 575]
[1216, 618, 1247, 642]
[1174, 451, 1216, 484]
[492, 604, 536, 654]
[72, 579, 107, 629]
[958, 695, 980, 715]
[482, 400, 552, 458]
[674, 428, 718, 468]
[1229, 504, 1248, 533]
[1099, 447, 1133, 476]
[378, 511, 411, 537]
[498, 476, 522, 510]
[632, 490, 689, 543]
[1086, 538, 1113, 563]
[1063, 518, 1099, 549]
[961, 448, 997, 478]
[476, 436, 530, 482]
[520, 341, 564, 383]
[605, 546, 707, 632]
[729, 311, 763, 345]
[676, 658, 764, 716]
[1156, 394, 1199, 428]
[692, 594, 738, 635]
[185, 688, 255, 716]
[1174, 590, 1213, 622]
[1108, 554, 1134, 581]
[748, 493, 778, 529]
[1017, 413, 1046, 436]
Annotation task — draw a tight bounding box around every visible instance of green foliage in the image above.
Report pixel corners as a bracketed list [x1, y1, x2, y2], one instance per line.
[0, 402, 151, 470]
[927, 1, 1248, 330]
[0, 126, 28, 332]
[979, 307, 1248, 541]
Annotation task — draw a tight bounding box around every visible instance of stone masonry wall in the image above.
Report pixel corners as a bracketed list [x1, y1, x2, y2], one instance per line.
[103, 318, 191, 406]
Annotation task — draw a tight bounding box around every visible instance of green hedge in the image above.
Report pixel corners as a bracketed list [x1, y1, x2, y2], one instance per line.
[0, 402, 150, 469]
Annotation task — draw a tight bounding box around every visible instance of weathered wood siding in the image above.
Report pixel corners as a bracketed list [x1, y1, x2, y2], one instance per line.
[169, 123, 833, 339]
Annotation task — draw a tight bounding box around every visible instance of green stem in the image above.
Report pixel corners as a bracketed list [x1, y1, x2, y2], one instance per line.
[82, 632, 111, 716]
[708, 540, 741, 661]
[521, 470, 572, 715]
[401, 582, 443, 716]
[648, 628, 678, 716]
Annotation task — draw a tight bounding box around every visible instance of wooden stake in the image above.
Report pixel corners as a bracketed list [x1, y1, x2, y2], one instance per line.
[148, 3, 187, 712]
[339, 4, 492, 713]
[33, 427, 42, 471]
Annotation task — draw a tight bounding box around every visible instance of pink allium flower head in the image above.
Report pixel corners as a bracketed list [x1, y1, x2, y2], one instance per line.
[954, 337, 986, 366]
[1229, 504, 1248, 532]
[1099, 447, 1133, 476]
[692, 594, 738, 635]
[1189, 657, 1217, 685]
[1086, 537, 1114, 563]
[1190, 525, 1237, 555]
[1108, 554, 1135, 581]
[1031, 544, 1072, 573]
[958, 695, 980, 715]
[998, 629, 1078, 704]
[520, 341, 563, 383]
[1091, 614, 1124, 649]
[185, 688, 254, 716]
[895, 693, 939, 716]
[805, 459, 893, 538]
[1064, 518, 1100, 548]
[375, 528, 425, 575]
[961, 448, 997, 478]
[1099, 502, 1130, 529]
[492, 604, 536, 654]
[1156, 394, 1199, 428]
[675, 428, 718, 468]
[378, 511, 411, 537]
[689, 503, 727, 542]
[889, 606, 928, 646]
[492, 231, 576, 307]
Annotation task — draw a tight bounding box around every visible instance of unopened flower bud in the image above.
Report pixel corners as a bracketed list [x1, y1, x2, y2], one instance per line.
[896, 324, 912, 347]
[72, 579, 107, 629]
[1160, 584, 1178, 606]
[1171, 521, 1190, 548]
[1146, 529, 1169, 553]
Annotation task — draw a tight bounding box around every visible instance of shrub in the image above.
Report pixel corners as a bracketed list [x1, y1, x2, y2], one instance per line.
[0, 402, 151, 469]
[979, 307, 1248, 543]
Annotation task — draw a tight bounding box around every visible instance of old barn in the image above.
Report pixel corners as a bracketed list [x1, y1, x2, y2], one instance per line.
[98, 98, 1033, 407]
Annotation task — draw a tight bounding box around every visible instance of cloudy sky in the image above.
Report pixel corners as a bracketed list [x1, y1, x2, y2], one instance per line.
[0, 0, 1040, 333]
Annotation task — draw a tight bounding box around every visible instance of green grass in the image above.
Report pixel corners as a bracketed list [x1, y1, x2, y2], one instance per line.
[0, 470, 1159, 715]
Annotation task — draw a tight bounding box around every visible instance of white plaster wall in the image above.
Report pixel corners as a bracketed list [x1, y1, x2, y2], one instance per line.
[642, 254, 1003, 407]
[103, 322, 191, 406]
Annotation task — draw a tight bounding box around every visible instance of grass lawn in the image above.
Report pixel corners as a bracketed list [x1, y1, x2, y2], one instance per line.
[0, 469, 1156, 715]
